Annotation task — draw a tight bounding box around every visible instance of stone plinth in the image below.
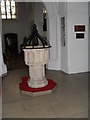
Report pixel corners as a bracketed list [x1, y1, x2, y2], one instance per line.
[19, 77, 57, 96]
[23, 46, 49, 88]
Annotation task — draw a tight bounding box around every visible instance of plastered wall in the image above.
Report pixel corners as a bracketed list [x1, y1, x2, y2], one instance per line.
[67, 2, 88, 73]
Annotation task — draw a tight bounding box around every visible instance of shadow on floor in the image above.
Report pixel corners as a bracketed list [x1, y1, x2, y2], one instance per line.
[5, 54, 28, 71]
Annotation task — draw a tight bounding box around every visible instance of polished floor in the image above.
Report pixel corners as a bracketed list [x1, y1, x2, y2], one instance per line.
[2, 68, 88, 118]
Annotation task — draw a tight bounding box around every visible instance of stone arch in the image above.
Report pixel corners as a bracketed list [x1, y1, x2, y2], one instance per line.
[43, 2, 58, 16]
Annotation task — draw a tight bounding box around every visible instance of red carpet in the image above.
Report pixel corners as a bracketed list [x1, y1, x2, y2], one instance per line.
[19, 77, 57, 93]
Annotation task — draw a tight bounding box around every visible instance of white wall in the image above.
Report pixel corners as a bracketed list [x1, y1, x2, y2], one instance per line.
[59, 2, 69, 73]
[47, 14, 61, 70]
[34, 2, 43, 35]
[0, 20, 3, 76]
[42, 2, 89, 73]
[67, 2, 88, 74]
[44, 2, 61, 70]
[25, 2, 36, 34]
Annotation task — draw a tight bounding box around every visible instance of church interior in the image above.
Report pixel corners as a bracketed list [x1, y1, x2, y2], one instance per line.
[0, 1, 89, 118]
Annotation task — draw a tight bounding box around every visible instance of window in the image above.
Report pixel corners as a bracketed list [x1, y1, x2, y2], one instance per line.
[43, 8, 47, 31]
[1, 0, 17, 19]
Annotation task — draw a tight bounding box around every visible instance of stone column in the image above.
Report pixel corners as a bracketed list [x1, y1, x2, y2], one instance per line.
[0, 18, 7, 76]
[47, 14, 61, 70]
[28, 65, 48, 88]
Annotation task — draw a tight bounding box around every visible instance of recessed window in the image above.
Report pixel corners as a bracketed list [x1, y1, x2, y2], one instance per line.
[1, 0, 17, 19]
[43, 8, 47, 31]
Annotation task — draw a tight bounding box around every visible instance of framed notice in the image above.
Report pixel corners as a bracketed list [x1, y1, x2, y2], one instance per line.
[76, 33, 84, 39]
[74, 25, 85, 32]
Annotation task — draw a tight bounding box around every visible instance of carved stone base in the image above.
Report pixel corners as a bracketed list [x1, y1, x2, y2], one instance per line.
[19, 77, 57, 96]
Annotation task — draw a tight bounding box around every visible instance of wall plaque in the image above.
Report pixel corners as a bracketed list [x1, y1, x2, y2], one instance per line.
[76, 33, 84, 39]
[74, 25, 85, 32]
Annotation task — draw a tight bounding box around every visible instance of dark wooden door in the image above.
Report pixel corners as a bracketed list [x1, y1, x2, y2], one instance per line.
[4, 33, 18, 57]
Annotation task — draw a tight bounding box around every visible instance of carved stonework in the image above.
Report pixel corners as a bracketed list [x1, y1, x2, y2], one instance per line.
[24, 47, 49, 66]
[23, 47, 49, 88]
